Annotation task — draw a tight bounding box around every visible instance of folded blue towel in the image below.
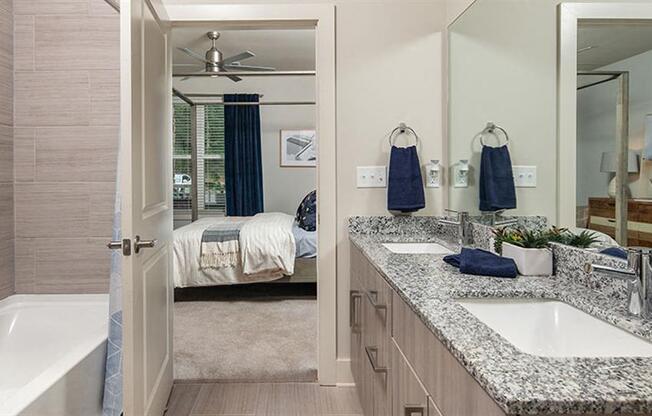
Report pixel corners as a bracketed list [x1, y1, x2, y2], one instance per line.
[479, 145, 517, 212]
[600, 247, 628, 260]
[387, 145, 425, 213]
[444, 248, 518, 278]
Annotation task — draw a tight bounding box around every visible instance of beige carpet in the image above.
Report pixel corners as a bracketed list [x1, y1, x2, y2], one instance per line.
[174, 299, 317, 382]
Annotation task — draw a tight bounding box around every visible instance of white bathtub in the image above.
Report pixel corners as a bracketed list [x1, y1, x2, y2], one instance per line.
[0, 294, 109, 416]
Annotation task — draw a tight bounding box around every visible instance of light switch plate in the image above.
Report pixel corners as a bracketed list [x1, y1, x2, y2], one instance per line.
[513, 166, 537, 188]
[357, 166, 387, 188]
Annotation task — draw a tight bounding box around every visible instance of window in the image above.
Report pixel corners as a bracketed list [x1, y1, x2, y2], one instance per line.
[173, 101, 226, 217]
[173, 102, 192, 211]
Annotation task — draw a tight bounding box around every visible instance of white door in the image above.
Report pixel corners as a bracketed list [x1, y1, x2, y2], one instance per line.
[120, 0, 173, 414]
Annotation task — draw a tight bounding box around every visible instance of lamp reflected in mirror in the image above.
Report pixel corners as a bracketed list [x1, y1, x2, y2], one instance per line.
[600, 151, 639, 198]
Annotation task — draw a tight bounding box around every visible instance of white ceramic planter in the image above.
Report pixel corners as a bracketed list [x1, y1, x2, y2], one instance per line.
[501, 242, 553, 276]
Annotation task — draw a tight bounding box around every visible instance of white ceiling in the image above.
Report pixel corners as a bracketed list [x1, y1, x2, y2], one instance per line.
[171, 28, 316, 72]
[578, 21, 652, 71]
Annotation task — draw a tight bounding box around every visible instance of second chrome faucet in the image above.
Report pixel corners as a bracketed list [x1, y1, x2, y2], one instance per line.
[585, 247, 652, 318]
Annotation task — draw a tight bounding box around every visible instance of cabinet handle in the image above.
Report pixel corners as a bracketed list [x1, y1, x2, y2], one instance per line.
[404, 405, 425, 416]
[364, 346, 388, 374]
[366, 290, 387, 312]
[350, 290, 362, 332]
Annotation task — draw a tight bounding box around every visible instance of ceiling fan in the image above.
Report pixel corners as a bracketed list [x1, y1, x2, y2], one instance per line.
[176, 31, 276, 82]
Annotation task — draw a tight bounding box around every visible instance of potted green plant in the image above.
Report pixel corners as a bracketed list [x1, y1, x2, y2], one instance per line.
[493, 228, 553, 276]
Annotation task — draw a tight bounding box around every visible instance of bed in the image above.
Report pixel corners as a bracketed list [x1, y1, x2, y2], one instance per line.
[173, 213, 316, 288]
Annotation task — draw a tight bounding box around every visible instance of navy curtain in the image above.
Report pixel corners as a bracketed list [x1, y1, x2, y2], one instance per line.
[224, 94, 264, 216]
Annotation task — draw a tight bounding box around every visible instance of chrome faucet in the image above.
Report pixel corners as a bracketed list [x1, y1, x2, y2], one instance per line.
[491, 209, 519, 227]
[440, 209, 472, 246]
[585, 247, 652, 318]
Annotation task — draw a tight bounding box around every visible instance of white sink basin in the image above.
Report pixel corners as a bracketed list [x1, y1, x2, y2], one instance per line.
[457, 298, 652, 358]
[382, 243, 453, 255]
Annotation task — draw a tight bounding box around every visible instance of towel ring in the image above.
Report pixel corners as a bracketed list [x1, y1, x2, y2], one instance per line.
[477, 122, 509, 148]
[388, 123, 420, 148]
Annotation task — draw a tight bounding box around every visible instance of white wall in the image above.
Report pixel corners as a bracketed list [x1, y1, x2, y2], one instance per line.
[577, 49, 652, 205]
[173, 76, 316, 216]
[167, 0, 446, 376]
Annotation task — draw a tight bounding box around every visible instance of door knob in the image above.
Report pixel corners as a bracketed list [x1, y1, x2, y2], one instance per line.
[134, 236, 157, 254]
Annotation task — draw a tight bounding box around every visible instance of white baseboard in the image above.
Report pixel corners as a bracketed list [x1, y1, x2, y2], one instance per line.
[335, 358, 354, 386]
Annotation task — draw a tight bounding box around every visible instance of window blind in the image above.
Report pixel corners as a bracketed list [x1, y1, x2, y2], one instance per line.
[172, 101, 226, 216]
[173, 101, 192, 210]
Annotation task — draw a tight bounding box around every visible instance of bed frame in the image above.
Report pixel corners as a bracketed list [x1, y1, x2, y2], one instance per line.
[271, 258, 316, 284]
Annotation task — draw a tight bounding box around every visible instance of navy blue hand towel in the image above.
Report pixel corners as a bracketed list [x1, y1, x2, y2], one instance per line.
[479, 145, 517, 212]
[387, 145, 425, 213]
[444, 248, 518, 278]
[600, 247, 628, 259]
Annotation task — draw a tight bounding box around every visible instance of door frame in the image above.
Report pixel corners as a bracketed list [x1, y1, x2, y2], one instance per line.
[557, 2, 652, 229]
[165, 3, 338, 385]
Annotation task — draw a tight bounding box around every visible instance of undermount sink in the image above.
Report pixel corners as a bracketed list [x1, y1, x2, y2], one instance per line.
[457, 298, 652, 358]
[382, 243, 453, 255]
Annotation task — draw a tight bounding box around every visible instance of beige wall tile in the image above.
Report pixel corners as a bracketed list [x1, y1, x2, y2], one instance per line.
[35, 15, 119, 71]
[33, 237, 109, 293]
[89, 181, 115, 237]
[88, 0, 118, 16]
[14, 16, 34, 72]
[0, 63, 11, 127]
[14, 238, 35, 293]
[90, 70, 120, 126]
[14, 0, 88, 15]
[15, 182, 90, 238]
[0, 183, 14, 240]
[0, 238, 14, 298]
[35, 126, 118, 182]
[0, 125, 12, 182]
[14, 128, 35, 182]
[15, 71, 90, 127]
[0, 0, 12, 72]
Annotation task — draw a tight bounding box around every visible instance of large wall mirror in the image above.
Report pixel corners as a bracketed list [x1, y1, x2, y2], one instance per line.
[448, 0, 652, 248]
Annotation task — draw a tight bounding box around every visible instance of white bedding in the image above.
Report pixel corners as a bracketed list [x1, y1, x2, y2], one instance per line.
[173, 214, 296, 288]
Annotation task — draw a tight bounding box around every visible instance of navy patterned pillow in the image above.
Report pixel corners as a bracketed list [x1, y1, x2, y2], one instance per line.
[296, 190, 317, 232]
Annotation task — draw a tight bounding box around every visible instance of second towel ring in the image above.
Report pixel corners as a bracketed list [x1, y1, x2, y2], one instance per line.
[388, 122, 420, 148]
[477, 122, 510, 147]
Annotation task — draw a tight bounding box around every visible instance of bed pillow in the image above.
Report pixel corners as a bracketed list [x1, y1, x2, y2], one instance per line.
[296, 190, 317, 231]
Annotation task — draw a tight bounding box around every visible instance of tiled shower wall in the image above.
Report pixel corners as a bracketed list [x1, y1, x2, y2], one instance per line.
[0, 0, 13, 299]
[13, 0, 119, 293]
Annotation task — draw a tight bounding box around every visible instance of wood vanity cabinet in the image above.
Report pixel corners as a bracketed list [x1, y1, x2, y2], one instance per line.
[350, 244, 505, 416]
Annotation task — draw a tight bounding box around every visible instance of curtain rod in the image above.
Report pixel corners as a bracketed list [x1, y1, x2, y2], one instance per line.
[173, 70, 315, 78]
[577, 71, 629, 91]
[197, 101, 315, 106]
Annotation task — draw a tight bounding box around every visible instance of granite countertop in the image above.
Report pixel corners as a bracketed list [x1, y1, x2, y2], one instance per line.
[349, 231, 652, 415]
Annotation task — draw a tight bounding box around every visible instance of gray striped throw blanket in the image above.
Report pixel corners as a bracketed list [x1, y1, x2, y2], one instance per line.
[199, 218, 247, 270]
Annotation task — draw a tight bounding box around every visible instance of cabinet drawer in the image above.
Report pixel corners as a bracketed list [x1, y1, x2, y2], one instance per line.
[392, 339, 428, 416]
[392, 292, 505, 416]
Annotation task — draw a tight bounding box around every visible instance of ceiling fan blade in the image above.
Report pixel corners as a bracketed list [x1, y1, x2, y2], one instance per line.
[221, 51, 255, 65]
[224, 63, 276, 71]
[177, 47, 210, 64]
[225, 75, 243, 82]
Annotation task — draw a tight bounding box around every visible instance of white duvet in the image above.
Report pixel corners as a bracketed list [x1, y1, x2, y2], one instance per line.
[173, 213, 296, 288]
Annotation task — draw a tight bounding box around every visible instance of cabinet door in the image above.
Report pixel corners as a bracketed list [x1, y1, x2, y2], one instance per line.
[350, 272, 364, 390]
[391, 340, 429, 416]
[362, 266, 392, 416]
